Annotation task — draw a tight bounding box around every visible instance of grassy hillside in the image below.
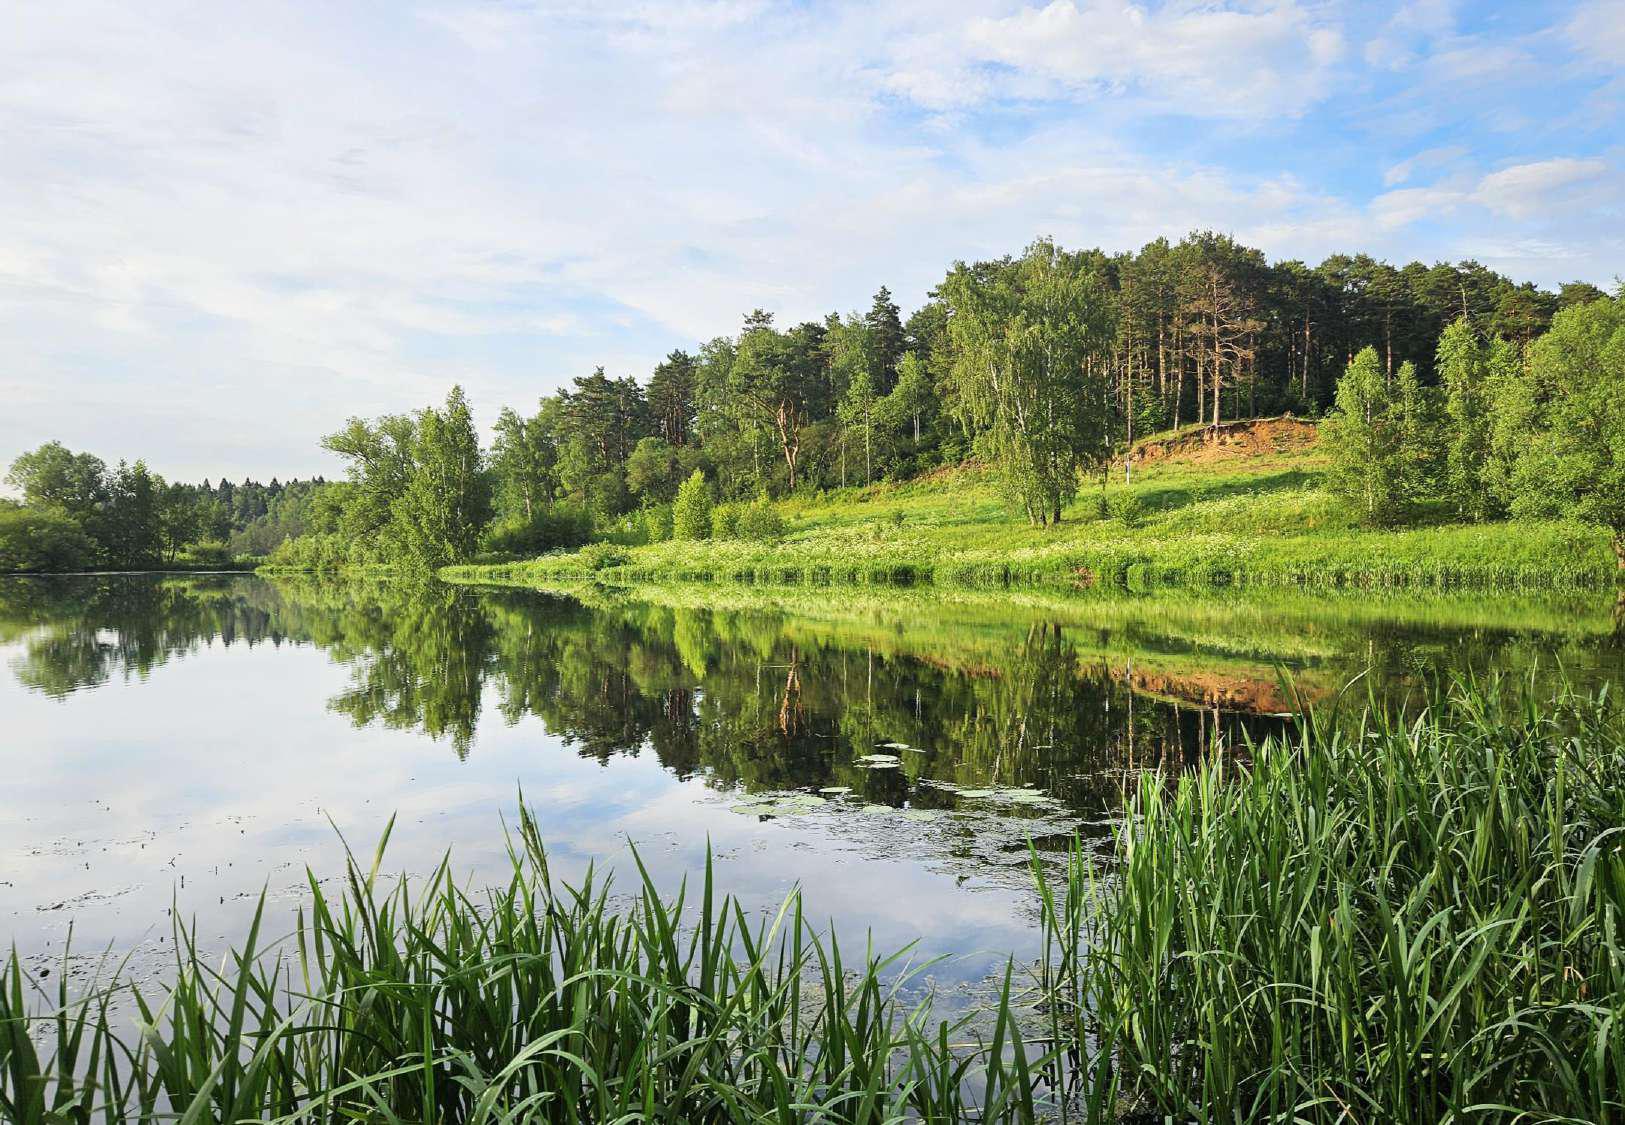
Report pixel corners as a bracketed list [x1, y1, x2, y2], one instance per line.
[449, 424, 1616, 590]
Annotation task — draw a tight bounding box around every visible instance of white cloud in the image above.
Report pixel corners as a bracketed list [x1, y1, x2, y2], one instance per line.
[1382, 145, 1468, 187]
[1566, 0, 1625, 66]
[1370, 158, 1613, 228]
[0, 1, 1618, 479]
[960, 1, 1345, 119]
[1471, 158, 1609, 219]
[1370, 185, 1464, 228]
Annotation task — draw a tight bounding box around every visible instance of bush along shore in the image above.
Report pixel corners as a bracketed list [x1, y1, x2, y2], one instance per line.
[4, 678, 1623, 1122]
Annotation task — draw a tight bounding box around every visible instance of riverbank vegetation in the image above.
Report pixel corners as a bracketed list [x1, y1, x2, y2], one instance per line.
[4, 677, 1621, 1121]
[254, 231, 1618, 585]
[1073, 675, 1625, 1121]
[447, 442, 1617, 591]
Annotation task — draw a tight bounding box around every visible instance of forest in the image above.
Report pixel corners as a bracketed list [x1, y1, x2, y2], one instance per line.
[5, 229, 1621, 574]
[0, 455, 323, 572]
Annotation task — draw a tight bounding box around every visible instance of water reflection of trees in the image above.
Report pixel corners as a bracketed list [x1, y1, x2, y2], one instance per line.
[0, 575, 296, 697]
[3, 576, 1620, 804]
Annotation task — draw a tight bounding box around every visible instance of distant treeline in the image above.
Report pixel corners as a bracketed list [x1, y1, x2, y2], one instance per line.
[0, 450, 325, 571]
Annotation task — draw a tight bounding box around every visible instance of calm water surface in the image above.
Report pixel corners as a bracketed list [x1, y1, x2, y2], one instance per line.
[3, 574, 1620, 997]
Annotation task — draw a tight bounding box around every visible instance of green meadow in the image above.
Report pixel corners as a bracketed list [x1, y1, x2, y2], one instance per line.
[447, 436, 1617, 592]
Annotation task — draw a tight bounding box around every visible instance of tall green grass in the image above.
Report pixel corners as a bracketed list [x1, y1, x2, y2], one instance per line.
[1058, 676, 1625, 1121]
[1, 810, 1094, 1123]
[5, 679, 1623, 1121]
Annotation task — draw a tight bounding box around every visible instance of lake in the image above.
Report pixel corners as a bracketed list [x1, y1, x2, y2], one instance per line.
[3, 573, 1621, 1002]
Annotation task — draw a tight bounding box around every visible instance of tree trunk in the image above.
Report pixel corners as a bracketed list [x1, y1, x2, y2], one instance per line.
[1302, 316, 1311, 402]
[1196, 347, 1205, 427]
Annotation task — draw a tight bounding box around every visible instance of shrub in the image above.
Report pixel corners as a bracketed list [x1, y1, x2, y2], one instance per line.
[1108, 492, 1145, 528]
[577, 542, 630, 571]
[711, 502, 744, 540]
[0, 506, 95, 572]
[264, 532, 353, 571]
[735, 502, 786, 542]
[1080, 492, 1109, 522]
[639, 503, 674, 544]
[481, 505, 594, 556]
[672, 471, 713, 541]
[185, 540, 233, 566]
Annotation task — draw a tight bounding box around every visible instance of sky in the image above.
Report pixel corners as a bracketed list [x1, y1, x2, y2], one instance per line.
[2, 0, 1622, 483]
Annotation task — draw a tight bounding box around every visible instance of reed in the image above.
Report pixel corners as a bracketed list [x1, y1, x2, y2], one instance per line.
[1053, 675, 1625, 1121]
[2, 810, 1078, 1123]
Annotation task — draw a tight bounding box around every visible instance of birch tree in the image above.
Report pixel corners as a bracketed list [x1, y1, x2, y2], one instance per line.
[941, 239, 1115, 525]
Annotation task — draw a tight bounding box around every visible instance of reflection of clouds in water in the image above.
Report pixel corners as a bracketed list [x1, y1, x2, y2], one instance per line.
[3, 630, 1033, 990]
[5, 574, 1620, 994]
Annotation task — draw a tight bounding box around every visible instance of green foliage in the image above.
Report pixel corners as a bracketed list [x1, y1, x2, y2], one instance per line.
[1106, 491, 1144, 528]
[671, 470, 713, 540]
[646, 349, 698, 445]
[638, 502, 673, 544]
[1321, 348, 1438, 526]
[4, 441, 326, 568]
[310, 387, 493, 570]
[489, 405, 556, 523]
[460, 448, 1615, 592]
[3, 441, 108, 520]
[0, 506, 95, 572]
[183, 540, 234, 567]
[710, 501, 743, 539]
[320, 411, 417, 544]
[1495, 294, 1625, 560]
[480, 504, 594, 557]
[392, 386, 493, 569]
[624, 436, 686, 501]
[734, 501, 786, 542]
[942, 239, 1115, 524]
[725, 312, 824, 493]
[264, 531, 357, 572]
[99, 460, 163, 567]
[1436, 317, 1510, 519]
[577, 542, 630, 571]
[1074, 678, 1625, 1120]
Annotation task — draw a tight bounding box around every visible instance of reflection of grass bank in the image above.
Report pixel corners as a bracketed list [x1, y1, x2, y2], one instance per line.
[7, 680, 1621, 1121]
[442, 575, 1621, 714]
[446, 456, 1618, 591]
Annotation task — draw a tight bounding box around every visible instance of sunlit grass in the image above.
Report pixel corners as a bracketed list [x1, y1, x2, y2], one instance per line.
[1057, 675, 1625, 1121]
[445, 441, 1617, 590]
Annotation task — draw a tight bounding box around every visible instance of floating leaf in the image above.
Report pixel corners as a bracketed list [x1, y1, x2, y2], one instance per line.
[853, 754, 902, 769]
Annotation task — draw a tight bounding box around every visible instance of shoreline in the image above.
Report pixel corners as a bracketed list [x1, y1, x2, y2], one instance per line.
[439, 519, 1619, 594]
